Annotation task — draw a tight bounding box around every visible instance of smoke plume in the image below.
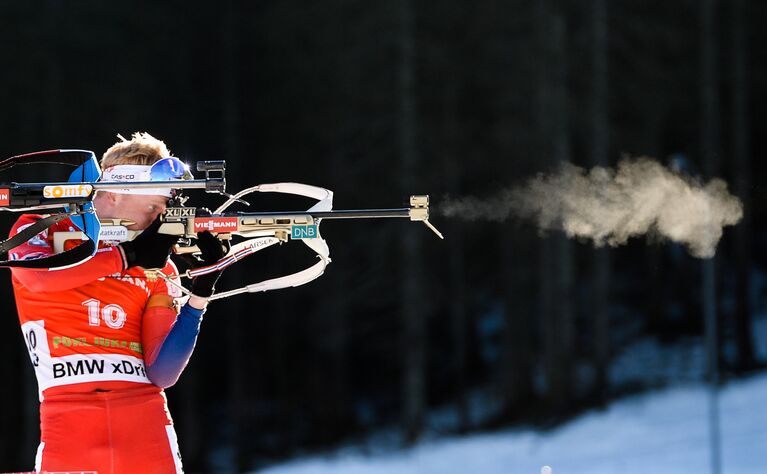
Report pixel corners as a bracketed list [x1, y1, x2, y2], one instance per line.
[439, 158, 743, 258]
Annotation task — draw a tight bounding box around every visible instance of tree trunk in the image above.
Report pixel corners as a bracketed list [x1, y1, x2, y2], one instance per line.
[399, 0, 426, 445]
[501, 236, 534, 419]
[590, 0, 610, 405]
[323, 131, 353, 441]
[730, 0, 756, 372]
[536, 2, 574, 414]
[221, 1, 247, 470]
[443, 80, 469, 433]
[700, 0, 721, 382]
[700, 1, 722, 472]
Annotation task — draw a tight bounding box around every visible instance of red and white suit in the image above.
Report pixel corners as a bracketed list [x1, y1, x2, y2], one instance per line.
[9, 214, 199, 473]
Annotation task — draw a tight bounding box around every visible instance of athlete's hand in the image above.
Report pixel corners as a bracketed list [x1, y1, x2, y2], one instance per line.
[190, 231, 229, 298]
[119, 216, 178, 270]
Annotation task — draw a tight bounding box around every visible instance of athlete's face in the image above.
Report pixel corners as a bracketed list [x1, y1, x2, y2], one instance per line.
[111, 194, 169, 230]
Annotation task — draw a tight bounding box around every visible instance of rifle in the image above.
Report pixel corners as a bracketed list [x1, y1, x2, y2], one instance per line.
[0, 149, 443, 299]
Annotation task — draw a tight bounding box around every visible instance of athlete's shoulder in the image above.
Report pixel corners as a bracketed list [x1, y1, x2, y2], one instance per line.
[151, 258, 183, 299]
[10, 213, 45, 236]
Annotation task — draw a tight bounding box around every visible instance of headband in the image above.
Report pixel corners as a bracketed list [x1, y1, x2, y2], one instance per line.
[100, 165, 174, 197]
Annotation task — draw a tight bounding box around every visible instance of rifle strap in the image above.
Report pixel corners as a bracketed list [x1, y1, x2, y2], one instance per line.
[0, 213, 95, 269]
[0, 213, 69, 255]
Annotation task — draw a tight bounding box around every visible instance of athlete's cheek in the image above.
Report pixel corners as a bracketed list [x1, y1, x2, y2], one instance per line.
[135, 215, 151, 230]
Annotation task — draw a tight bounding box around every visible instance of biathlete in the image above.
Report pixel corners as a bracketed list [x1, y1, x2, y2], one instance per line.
[7, 132, 226, 473]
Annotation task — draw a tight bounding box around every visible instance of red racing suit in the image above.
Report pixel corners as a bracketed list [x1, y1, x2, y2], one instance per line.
[8, 214, 197, 474]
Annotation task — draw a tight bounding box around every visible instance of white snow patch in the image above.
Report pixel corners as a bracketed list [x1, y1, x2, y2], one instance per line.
[255, 372, 767, 474]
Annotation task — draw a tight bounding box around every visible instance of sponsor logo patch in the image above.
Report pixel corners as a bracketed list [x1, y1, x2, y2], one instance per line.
[0, 188, 9, 206]
[106, 174, 136, 180]
[193, 217, 238, 233]
[291, 225, 318, 239]
[99, 226, 129, 242]
[42, 184, 93, 199]
[165, 207, 196, 218]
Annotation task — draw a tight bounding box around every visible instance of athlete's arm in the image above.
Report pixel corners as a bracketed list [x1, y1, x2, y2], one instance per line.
[143, 300, 205, 389]
[142, 260, 210, 389]
[141, 231, 223, 389]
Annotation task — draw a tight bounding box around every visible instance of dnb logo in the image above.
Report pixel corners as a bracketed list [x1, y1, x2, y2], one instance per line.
[0, 188, 9, 206]
[291, 225, 318, 239]
[193, 217, 238, 233]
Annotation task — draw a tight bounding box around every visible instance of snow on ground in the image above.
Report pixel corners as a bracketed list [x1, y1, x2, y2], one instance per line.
[255, 371, 767, 474]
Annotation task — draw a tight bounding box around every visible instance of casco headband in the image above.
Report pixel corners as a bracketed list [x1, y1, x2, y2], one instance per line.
[100, 165, 174, 197]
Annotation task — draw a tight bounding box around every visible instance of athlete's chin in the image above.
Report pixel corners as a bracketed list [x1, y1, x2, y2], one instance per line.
[129, 219, 153, 231]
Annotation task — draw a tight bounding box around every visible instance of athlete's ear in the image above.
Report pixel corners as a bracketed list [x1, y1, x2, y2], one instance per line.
[106, 193, 127, 210]
[93, 191, 117, 214]
[94, 191, 118, 205]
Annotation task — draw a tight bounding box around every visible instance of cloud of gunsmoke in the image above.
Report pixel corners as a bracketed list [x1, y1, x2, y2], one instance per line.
[438, 158, 743, 258]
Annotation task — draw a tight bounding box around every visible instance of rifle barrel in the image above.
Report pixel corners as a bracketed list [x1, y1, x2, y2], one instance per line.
[310, 209, 411, 219]
[224, 208, 411, 219]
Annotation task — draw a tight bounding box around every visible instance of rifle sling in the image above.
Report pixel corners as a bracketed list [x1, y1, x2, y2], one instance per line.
[0, 213, 96, 269]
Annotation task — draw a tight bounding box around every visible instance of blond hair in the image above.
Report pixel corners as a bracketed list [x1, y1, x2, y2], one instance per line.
[101, 132, 171, 169]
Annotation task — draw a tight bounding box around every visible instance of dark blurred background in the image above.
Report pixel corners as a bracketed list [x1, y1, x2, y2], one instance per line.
[1, 0, 766, 472]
